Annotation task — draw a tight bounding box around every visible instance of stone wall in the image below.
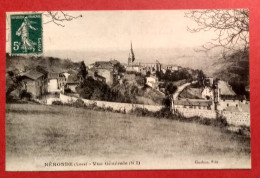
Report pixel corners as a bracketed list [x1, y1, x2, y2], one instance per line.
[174, 108, 217, 119]
[49, 94, 250, 127]
[58, 93, 163, 113]
[174, 107, 250, 127]
[222, 111, 250, 127]
[217, 99, 240, 111]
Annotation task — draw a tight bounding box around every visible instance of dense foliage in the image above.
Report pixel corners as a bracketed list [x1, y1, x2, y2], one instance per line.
[76, 76, 131, 103]
[156, 68, 192, 82]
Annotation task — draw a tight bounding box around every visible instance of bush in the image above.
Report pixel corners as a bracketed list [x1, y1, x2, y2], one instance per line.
[131, 107, 152, 117]
[237, 126, 251, 137]
[20, 90, 32, 100]
[154, 107, 174, 119]
[64, 88, 72, 93]
[85, 102, 98, 110]
[72, 99, 85, 108]
[131, 107, 176, 119]
[198, 118, 212, 126]
[105, 106, 114, 112]
[52, 100, 63, 105]
[215, 115, 228, 128]
[6, 95, 15, 103]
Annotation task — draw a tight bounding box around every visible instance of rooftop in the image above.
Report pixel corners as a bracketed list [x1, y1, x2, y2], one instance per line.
[67, 74, 80, 84]
[22, 70, 44, 80]
[218, 80, 236, 96]
[94, 61, 114, 69]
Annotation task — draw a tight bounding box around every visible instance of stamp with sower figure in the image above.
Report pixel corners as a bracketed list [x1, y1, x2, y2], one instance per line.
[11, 13, 42, 54]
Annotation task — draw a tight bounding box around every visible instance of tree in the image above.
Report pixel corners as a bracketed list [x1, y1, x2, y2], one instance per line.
[6, 71, 23, 99]
[197, 70, 206, 87]
[155, 70, 163, 81]
[114, 63, 126, 73]
[162, 97, 172, 108]
[77, 61, 87, 80]
[146, 71, 151, 77]
[186, 9, 249, 96]
[185, 9, 249, 54]
[42, 11, 82, 27]
[165, 83, 177, 95]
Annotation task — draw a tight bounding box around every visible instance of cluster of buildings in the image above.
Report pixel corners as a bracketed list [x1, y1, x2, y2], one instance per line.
[19, 68, 48, 99]
[126, 43, 162, 75]
[172, 79, 249, 114]
[8, 42, 250, 118]
[16, 67, 81, 99]
[13, 58, 122, 99]
[88, 60, 120, 86]
[215, 80, 249, 112]
[126, 42, 179, 76]
[125, 42, 180, 91]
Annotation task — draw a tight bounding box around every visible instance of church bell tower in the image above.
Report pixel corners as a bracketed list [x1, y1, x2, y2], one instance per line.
[128, 42, 135, 65]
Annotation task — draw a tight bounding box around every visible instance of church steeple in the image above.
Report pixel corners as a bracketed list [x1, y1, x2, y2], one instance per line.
[128, 41, 135, 65]
[130, 41, 135, 62]
[128, 52, 131, 65]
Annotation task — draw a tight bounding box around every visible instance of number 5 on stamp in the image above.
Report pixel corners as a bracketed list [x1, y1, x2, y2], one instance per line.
[10, 13, 42, 54]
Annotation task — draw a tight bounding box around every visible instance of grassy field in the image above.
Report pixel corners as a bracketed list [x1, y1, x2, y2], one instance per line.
[179, 87, 204, 99]
[6, 103, 251, 170]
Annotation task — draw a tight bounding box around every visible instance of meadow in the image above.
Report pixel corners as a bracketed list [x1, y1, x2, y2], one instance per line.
[6, 103, 251, 170]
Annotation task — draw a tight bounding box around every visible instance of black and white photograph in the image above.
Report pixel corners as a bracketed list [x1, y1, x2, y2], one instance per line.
[5, 10, 250, 171]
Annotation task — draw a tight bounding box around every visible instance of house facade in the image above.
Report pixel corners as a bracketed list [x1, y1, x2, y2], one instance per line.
[47, 72, 68, 92]
[65, 74, 80, 93]
[20, 69, 48, 99]
[146, 76, 159, 89]
[88, 61, 119, 85]
[201, 87, 214, 100]
[162, 65, 179, 73]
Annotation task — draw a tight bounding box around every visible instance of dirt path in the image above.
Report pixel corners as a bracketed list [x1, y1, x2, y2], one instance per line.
[173, 81, 197, 100]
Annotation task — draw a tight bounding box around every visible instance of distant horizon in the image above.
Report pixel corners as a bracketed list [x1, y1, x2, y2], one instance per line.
[41, 46, 221, 75]
[6, 45, 221, 76]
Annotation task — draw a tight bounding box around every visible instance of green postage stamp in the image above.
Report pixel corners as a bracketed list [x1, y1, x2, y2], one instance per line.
[10, 13, 42, 54]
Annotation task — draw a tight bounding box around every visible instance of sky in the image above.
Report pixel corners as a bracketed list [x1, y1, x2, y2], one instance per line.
[6, 10, 220, 68]
[41, 10, 216, 51]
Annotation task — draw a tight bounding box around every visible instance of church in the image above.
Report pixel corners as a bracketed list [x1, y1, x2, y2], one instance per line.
[126, 42, 161, 75]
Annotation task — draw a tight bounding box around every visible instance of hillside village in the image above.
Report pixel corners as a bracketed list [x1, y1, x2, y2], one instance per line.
[6, 43, 250, 128]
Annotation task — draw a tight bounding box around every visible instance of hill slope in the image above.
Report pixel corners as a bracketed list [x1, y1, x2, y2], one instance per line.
[6, 103, 251, 170]
[6, 53, 80, 73]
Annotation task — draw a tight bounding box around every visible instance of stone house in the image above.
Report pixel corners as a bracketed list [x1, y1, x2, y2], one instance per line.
[162, 64, 179, 73]
[65, 74, 80, 93]
[216, 80, 246, 111]
[146, 76, 159, 89]
[47, 72, 67, 92]
[20, 69, 48, 99]
[47, 72, 59, 92]
[201, 87, 214, 100]
[88, 61, 118, 85]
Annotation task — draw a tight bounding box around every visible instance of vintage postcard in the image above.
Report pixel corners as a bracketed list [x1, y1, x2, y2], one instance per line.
[5, 10, 250, 171]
